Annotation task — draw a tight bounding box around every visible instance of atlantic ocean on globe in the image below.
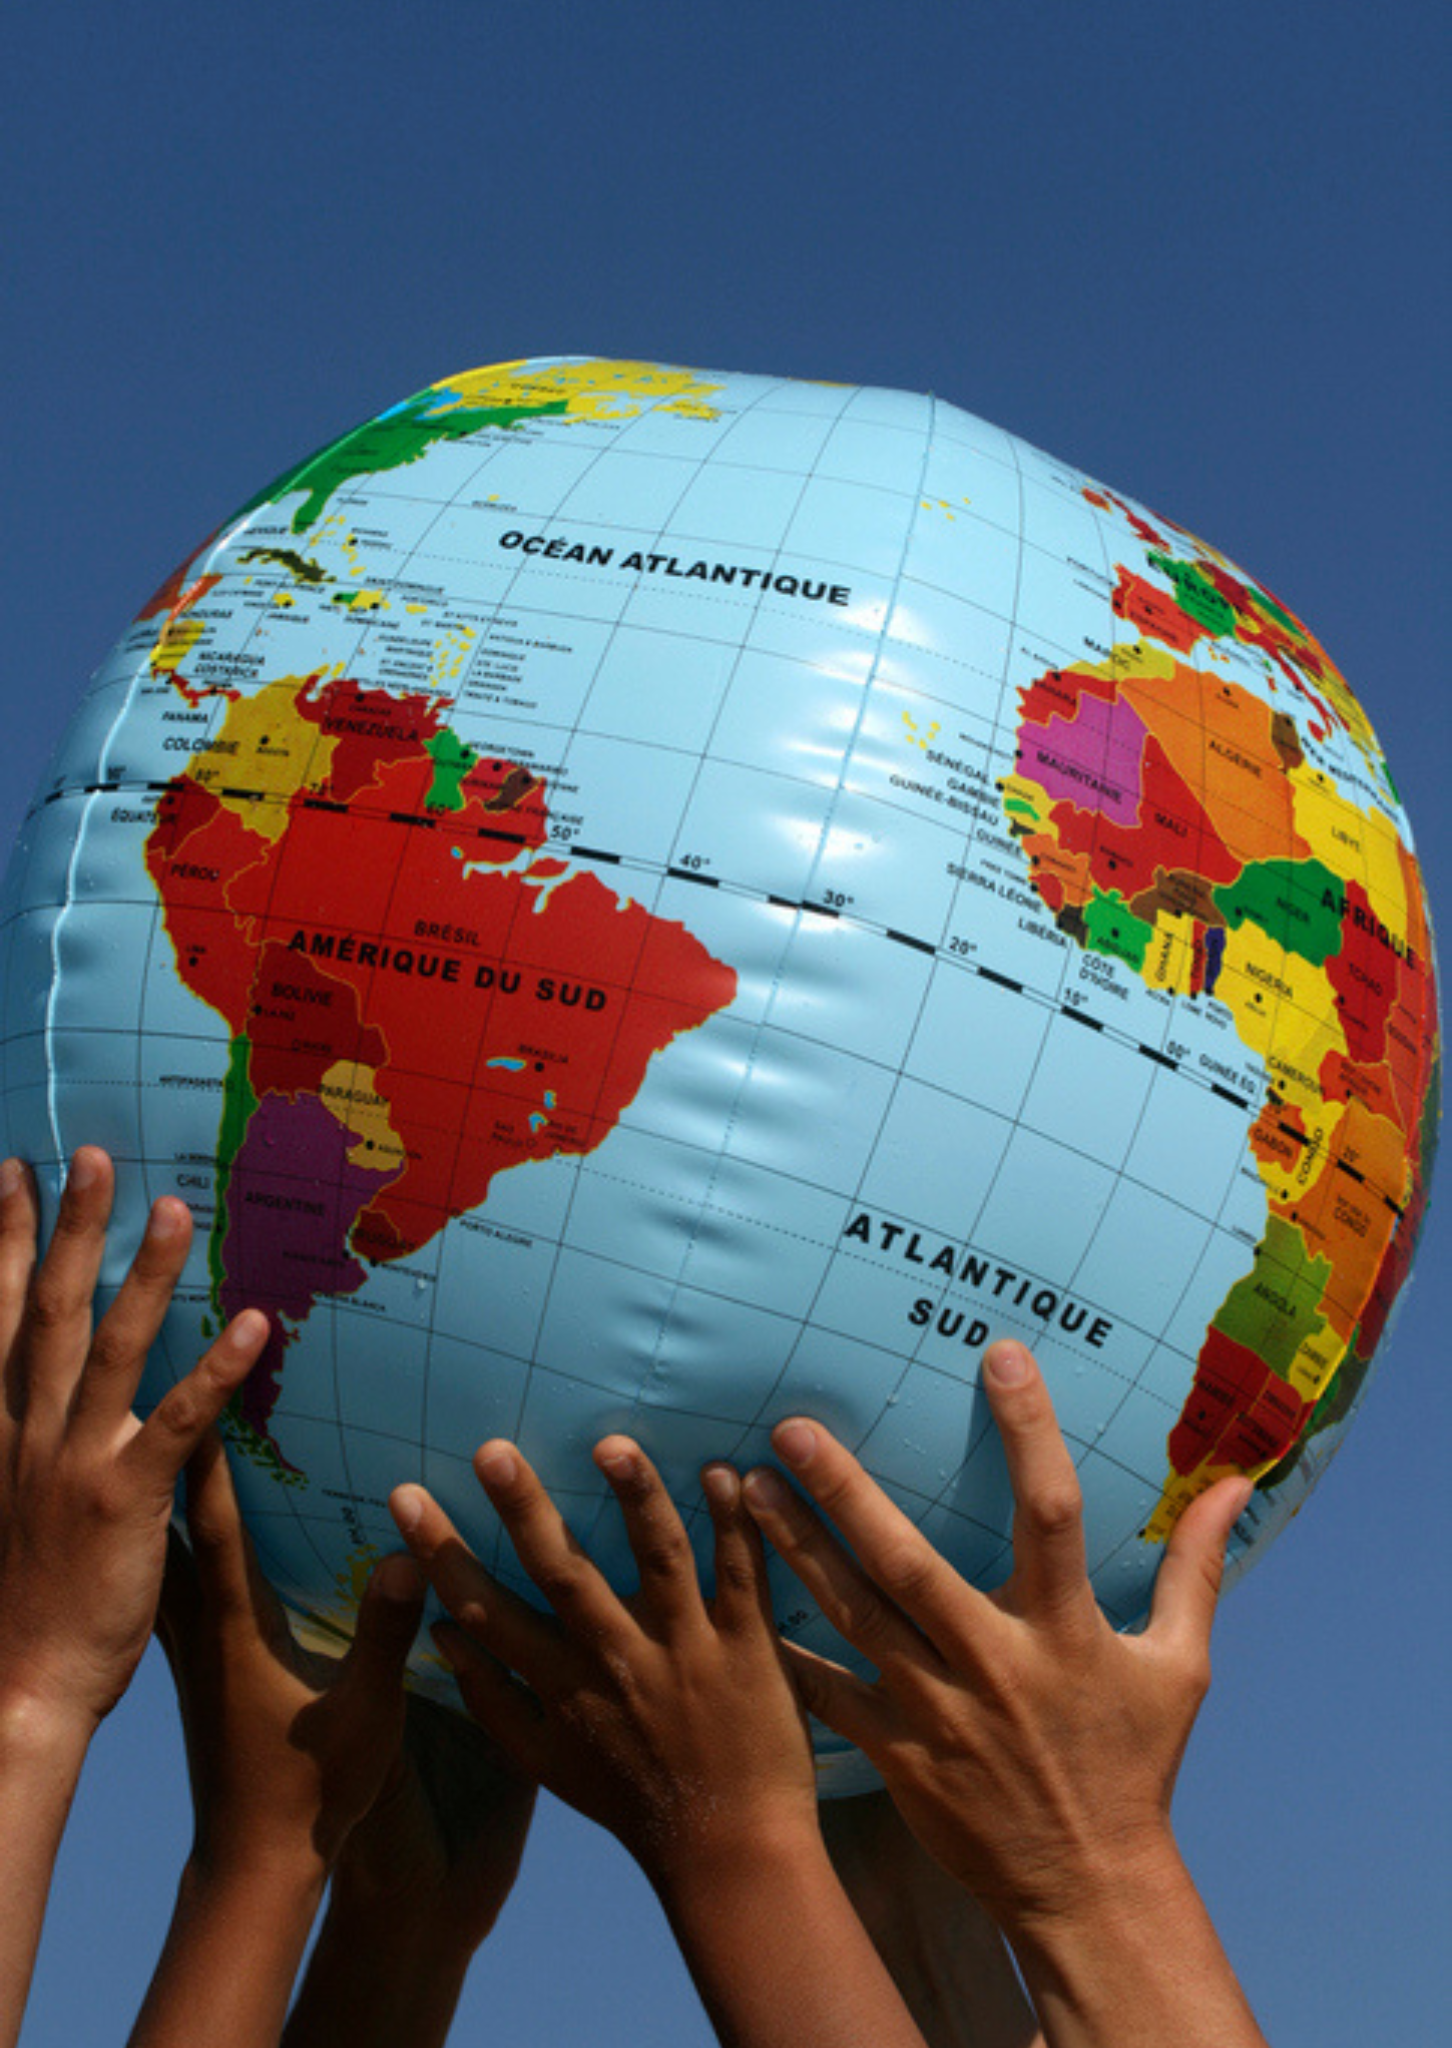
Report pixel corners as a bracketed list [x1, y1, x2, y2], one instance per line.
[1, 358, 1437, 1789]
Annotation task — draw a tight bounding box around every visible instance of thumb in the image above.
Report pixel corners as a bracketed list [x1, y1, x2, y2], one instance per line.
[1148, 1473, 1253, 1660]
[341, 1552, 427, 1702]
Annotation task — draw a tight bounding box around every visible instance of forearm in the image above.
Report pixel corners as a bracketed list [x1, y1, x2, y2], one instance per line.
[128, 1852, 326, 2048]
[1002, 1841, 1268, 2048]
[820, 1793, 1043, 2048]
[653, 1824, 929, 2048]
[282, 1896, 474, 2048]
[0, 1702, 94, 2048]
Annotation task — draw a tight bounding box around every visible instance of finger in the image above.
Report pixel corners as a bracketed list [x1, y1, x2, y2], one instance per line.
[69, 1198, 192, 1438]
[473, 1440, 623, 1641]
[16, 1148, 114, 1417]
[339, 1552, 427, 1702]
[981, 1342, 1092, 1623]
[0, 1158, 40, 1376]
[595, 1436, 706, 1634]
[758, 1418, 977, 1656]
[179, 1429, 255, 1616]
[700, 1463, 773, 1635]
[0, 1161, 39, 1433]
[125, 1308, 269, 1492]
[741, 1460, 943, 1673]
[777, 1640, 885, 1753]
[390, 1482, 561, 1683]
[1147, 1473, 1254, 1669]
[431, 1621, 550, 1780]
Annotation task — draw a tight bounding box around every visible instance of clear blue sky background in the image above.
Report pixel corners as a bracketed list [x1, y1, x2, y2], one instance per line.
[5, 4, 1448, 2042]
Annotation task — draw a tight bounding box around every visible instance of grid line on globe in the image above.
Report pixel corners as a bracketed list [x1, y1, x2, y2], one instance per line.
[1, 358, 1436, 1790]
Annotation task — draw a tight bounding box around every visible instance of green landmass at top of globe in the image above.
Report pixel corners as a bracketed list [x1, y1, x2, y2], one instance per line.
[0, 357, 1438, 1784]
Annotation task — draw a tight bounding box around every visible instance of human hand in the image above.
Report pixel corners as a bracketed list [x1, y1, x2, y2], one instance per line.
[392, 1442, 933, 2048]
[329, 1692, 537, 1953]
[282, 1697, 536, 2048]
[740, 1340, 1251, 1939]
[0, 1149, 267, 2048]
[389, 1440, 818, 1890]
[157, 1432, 426, 1879]
[0, 1149, 268, 1739]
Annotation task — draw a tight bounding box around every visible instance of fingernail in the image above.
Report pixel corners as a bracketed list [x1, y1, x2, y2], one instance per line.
[150, 1197, 188, 1240]
[0, 1158, 21, 1199]
[476, 1445, 518, 1488]
[67, 1148, 101, 1191]
[700, 1463, 738, 1505]
[774, 1420, 817, 1469]
[372, 1553, 425, 1603]
[223, 1308, 269, 1353]
[596, 1438, 639, 1480]
[391, 1487, 425, 1535]
[984, 1341, 1031, 1386]
[743, 1468, 790, 1513]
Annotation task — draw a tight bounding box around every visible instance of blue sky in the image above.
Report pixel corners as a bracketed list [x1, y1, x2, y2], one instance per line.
[6, 3, 1448, 2042]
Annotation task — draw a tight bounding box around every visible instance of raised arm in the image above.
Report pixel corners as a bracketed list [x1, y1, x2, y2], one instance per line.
[391, 1441, 929, 2048]
[741, 1340, 1269, 2048]
[820, 1789, 1044, 2048]
[281, 1694, 536, 2048]
[0, 1150, 267, 2048]
[130, 1436, 426, 2048]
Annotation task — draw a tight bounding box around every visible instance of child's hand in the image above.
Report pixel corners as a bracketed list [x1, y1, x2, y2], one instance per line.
[0, 1150, 268, 1738]
[330, 1693, 536, 1952]
[132, 1439, 425, 2048]
[157, 1433, 426, 1878]
[741, 1340, 1268, 2048]
[281, 1697, 537, 2048]
[391, 1444, 932, 2048]
[390, 1440, 818, 1888]
[740, 1339, 1249, 1934]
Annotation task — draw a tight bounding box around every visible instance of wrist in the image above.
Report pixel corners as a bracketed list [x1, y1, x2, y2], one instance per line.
[645, 1799, 829, 1914]
[185, 1822, 334, 1901]
[995, 1819, 1189, 1949]
[1000, 1831, 1266, 2047]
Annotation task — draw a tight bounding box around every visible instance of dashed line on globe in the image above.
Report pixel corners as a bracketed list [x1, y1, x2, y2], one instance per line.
[36, 767, 1366, 1176]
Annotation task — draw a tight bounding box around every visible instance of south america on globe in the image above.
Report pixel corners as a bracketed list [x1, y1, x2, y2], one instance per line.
[0, 358, 1437, 1787]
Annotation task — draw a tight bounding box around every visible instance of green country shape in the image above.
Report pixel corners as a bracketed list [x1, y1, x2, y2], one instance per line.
[1148, 551, 1237, 638]
[234, 387, 571, 535]
[208, 1032, 259, 1315]
[1213, 1212, 1332, 1379]
[1213, 857, 1344, 967]
[425, 728, 480, 811]
[1083, 887, 1154, 971]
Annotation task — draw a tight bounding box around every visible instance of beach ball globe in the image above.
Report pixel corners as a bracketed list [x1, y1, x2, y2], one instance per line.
[0, 357, 1437, 1787]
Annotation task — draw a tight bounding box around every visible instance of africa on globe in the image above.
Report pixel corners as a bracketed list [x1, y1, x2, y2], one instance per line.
[0, 357, 1437, 1787]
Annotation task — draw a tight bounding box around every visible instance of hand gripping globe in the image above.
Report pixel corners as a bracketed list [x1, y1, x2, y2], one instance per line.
[2, 357, 1438, 1789]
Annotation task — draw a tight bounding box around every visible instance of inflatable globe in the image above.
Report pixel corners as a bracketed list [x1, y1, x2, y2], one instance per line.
[1, 358, 1438, 1786]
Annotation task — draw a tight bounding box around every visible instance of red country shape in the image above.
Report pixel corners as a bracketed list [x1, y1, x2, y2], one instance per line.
[1111, 567, 1207, 654]
[344, 864, 738, 1262]
[1325, 879, 1399, 1067]
[1018, 663, 1118, 732]
[1168, 1325, 1313, 1477]
[144, 781, 271, 1029]
[297, 675, 449, 803]
[1042, 731, 1240, 904]
[246, 938, 388, 1100]
[233, 758, 734, 1266]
